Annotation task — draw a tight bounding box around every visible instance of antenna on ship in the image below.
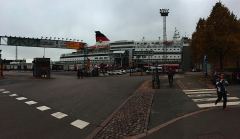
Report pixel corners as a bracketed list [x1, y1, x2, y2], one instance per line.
[173, 27, 180, 42]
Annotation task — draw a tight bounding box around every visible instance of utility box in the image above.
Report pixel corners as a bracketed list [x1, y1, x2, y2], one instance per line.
[32, 58, 50, 78]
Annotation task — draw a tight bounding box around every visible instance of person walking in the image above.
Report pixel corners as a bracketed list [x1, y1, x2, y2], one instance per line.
[215, 73, 229, 109]
[77, 69, 81, 79]
[167, 67, 175, 87]
[79, 68, 83, 79]
[77, 68, 84, 79]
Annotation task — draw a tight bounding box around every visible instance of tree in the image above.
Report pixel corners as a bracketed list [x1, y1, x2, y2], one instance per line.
[191, 18, 207, 64]
[191, 2, 240, 70]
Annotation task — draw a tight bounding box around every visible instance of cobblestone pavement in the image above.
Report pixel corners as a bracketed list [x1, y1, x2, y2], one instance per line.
[92, 81, 154, 139]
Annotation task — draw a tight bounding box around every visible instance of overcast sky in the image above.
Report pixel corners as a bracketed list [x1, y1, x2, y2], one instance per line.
[0, 0, 239, 62]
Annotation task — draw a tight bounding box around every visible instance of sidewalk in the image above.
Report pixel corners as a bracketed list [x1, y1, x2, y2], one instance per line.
[143, 74, 240, 139]
[145, 107, 240, 139]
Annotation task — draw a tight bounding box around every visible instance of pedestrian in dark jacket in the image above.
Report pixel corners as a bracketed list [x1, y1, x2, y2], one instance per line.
[77, 68, 83, 79]
[215, 73, 229, 109]
[167, 68, 175, 85]
[77, 69, 81, 79]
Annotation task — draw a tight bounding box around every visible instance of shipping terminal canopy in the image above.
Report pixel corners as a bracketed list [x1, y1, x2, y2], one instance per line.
[0, 36, 86, 49]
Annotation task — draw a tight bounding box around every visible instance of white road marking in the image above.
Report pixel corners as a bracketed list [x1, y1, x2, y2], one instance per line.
[25, 101, 38, 105]
[188, 93, 229, 98]
[193, 97, 239, 103]
[16, 97, 27, 100]
[184, 91, 216, 95]
[183, 88, 239, 109]
[0, 89, 5, 92]
[9, 94, 18, 97]
[51, 112, 68, 119]
[36, 106, 51, 111]
[2, 91, 10, 94]
[183, 89, 216, 92]
[197, 101, 240, 108]
[188, 94, 217, 98]
[71, 120, 89, 129]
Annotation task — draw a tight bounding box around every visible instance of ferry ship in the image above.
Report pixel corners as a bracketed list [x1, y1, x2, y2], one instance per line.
[59, 30, 188, 71]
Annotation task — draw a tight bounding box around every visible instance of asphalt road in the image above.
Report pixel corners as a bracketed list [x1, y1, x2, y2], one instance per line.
[0, 71, 150, 139]
[2, 72, 240, 139]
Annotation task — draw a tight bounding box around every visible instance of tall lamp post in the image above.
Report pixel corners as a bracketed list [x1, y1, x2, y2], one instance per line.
[160, 9, 169, 64]
[204, 55, 208, 77]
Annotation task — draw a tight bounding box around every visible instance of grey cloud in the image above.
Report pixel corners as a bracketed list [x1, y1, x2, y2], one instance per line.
[0, 0, 239, 61]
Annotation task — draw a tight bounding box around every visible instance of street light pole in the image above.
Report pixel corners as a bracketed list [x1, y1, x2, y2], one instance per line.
[15, 46, 18, 61]
[204, 55, 208, 77]
[120, 53, 122, 68]
[43, 47, 46, 58]
[160, 9, 169, 65]
[0, 50, 3, 77]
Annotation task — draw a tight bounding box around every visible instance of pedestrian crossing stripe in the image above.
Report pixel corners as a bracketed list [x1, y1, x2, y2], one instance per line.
[183, 89, 216, 92]
[192, 97, 239, 103]
[184, 91, 216, 95]
[198, 101, 240, 108]
[187, 93, 230, 98]
[183, 88, 240, 108]
[188, 93, 217, 98]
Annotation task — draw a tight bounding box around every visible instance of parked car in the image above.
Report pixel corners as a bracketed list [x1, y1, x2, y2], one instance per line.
[112, 70, 123, 75]
[121, 70, 126, 74]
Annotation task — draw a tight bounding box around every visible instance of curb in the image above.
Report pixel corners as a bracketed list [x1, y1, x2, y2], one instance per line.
[126, 108, 215, 139]
[86, 80, 151, 139]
